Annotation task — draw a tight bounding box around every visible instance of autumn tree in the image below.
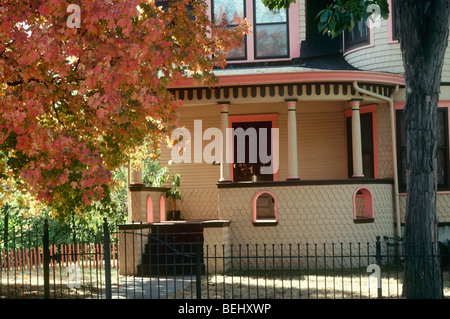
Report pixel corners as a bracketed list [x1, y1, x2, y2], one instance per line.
[264, 0, 449, 299]
[0, 0, 247, 220]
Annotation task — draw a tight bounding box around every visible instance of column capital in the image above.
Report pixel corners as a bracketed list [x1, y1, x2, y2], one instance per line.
[285, 99, 298, 110]
[218, 101, 230, 112]
[348, 98, 363, 109]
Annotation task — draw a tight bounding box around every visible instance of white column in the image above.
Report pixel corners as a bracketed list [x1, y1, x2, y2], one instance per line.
[219, 102, 232, 182]
[132, 167, 143, 184]
[286, 99, 300, 180]
[350, 99, 364, 178]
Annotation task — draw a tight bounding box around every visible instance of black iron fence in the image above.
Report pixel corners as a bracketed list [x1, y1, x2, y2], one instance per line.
[0, 220, 449, 299]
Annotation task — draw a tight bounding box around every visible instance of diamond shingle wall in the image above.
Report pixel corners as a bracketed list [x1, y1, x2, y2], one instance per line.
[174, 187, 219, 220]
[218, 184, 395, 247]
[376, 103, 393, 179]
[399, 194, 450, 224]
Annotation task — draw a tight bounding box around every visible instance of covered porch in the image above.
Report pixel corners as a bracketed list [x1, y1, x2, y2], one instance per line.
[128, 70, 405, 245]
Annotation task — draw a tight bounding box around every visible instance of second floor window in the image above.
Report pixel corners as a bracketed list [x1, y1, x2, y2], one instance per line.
[253, 0, 288, 58]
[212, 0, 290, 61]
[396, 108, 450, 191]
[212, 0, 247, 60]
[344, 20, 370, 52]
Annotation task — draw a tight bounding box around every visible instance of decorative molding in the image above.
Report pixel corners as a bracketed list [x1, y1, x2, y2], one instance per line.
[170, 82, 396, 105]
[217, 178, 394, 188]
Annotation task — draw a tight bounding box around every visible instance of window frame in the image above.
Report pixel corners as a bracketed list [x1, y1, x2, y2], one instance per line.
[228, 113, 279, 183]
[387, 0, 399, 43]
[211, 0, 248, 61]
[352, 187, 375, 223]
[343, 19, 371, 52]
[396, 107, 450, 192]
[252, 190, 278, 226]
[208, 0, 299, 63]
[252, 0, 290, 60]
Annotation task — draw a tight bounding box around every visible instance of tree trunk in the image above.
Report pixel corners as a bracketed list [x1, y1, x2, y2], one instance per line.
[396, 0, 450, 299]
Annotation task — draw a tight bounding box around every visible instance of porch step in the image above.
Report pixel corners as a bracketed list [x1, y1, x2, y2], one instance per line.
[137, 223, 205, 276]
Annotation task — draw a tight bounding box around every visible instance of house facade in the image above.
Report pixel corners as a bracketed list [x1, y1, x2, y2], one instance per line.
[127, 0, 450, 251]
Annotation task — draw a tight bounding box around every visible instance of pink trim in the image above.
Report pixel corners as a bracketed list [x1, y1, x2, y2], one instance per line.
[251, 190, 278, 223]
[343, 25, 375, 56]
[171, 71, 405, 88]
[228, 113, 279, 182]
[225, 0, 300, 64]
[395, 101, 450, 183]
[246, 0, 254, 62]
[386, 0, 399, 44]
[146, 195, 153, 223]
[159, 194, 166, 222]
[353, 187, 374, 220]
[344, 104, 379, 179]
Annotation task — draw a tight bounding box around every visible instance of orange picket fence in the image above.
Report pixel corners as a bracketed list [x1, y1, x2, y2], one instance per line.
[1, 243, 119, 271]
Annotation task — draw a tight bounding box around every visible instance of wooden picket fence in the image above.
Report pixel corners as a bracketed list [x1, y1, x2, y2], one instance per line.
[1, 243, 119, 271]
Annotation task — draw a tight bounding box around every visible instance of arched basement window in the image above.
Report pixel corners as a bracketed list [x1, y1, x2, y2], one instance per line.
[353, 187, 374, 223]
[252, 191, 278, 226]
[159, 194, 166, 222]
[146, 195, 153, 223]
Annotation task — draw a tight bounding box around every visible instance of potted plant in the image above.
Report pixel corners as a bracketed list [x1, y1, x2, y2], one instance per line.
[165, 173, 182, 221]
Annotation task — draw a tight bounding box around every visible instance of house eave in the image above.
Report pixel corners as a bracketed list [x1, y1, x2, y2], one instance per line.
[171, 69, 405, 89]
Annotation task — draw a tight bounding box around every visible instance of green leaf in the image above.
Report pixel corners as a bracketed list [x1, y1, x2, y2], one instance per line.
[320, 10, 329, 23]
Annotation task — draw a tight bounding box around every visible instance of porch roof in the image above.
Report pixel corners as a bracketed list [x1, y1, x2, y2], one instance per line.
[171, 66, 405, 89]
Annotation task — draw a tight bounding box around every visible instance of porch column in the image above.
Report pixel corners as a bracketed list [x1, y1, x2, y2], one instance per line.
[132, 166, 143, 184]
[350, 99, 364, 178]
[286, 99, 300, 180]
[219, 102, 232, 182]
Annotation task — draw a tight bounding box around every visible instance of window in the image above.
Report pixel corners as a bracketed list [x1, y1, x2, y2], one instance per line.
[343, 20, 370, 51]
[346, 111, 376, 178]
[396, 108, 450, 191]
[253, 0, 288, 58]
[252, 191, 278, 225]
[229, 114, 278, 182]
[212, 0, 247, 60]
[211, 0, 297, 61]
[232, 121, 273, 182]
[353, 187, 374, 223]
[390, 0, 399, 41]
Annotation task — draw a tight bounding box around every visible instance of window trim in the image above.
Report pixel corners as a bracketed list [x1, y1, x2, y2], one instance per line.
[396, 105, 450, 192]
[343, 19, 370, 52]
[387, 0, 399, 44]
[253, 0, 290, 60]
[211, 0, 248, 61]
[228, 113, 279, 182]
[251, 190, 278, 226]
[208, 0, 300, 63]
[352, 187, 375, 223]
